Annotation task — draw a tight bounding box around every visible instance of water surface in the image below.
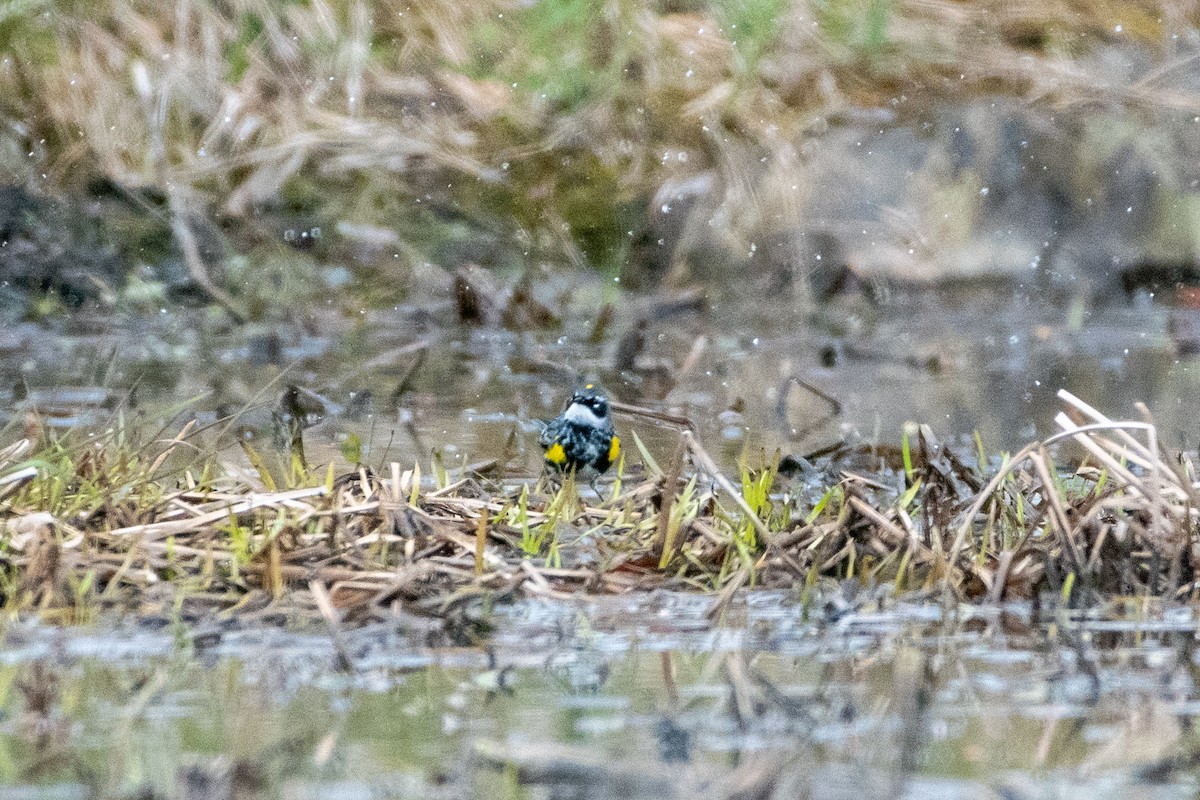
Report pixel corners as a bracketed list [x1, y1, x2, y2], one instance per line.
[1, 592, 1198, 799]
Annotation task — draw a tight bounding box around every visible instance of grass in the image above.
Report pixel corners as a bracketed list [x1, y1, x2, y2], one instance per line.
[1, 0, 1197, 310]
[1, 389, 1199, 626]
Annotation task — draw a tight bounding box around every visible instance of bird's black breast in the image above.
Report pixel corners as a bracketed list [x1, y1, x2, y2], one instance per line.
[540, 418, 614, 473]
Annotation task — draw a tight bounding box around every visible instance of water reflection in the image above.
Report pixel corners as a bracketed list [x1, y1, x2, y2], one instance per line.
[0, 595, 1198, 799]
[4, 280, 1200, 476]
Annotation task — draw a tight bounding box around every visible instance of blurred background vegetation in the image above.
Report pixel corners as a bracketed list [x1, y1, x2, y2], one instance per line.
[2, 0, 1200, 319]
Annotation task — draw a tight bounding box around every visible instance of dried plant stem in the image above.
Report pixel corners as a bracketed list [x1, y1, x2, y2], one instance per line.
[655, 433, 689, 568]
[169, 190, 246, 324]
[683, 431, 775, 550]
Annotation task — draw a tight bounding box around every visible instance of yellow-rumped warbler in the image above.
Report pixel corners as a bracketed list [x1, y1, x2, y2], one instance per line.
[538, 384, 620, 478]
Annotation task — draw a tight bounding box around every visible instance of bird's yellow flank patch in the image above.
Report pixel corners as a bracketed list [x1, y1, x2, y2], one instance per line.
[607, 435, 620, 464]
[545, 441, 567, 465]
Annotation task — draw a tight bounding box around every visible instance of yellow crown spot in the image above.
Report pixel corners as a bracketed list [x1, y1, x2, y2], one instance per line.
[607, 435, 620, 464]
[585, 383, 594, 389]
[545, 441, 567, 465]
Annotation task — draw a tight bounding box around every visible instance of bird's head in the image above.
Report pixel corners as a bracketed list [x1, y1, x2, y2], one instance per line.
[564, 384, 610, 427]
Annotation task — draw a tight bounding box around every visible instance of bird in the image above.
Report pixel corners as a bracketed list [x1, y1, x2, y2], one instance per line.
[538, 384, 620, 483]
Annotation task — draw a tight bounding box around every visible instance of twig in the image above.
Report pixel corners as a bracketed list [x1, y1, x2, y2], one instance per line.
[1029, 448, 1084, 573]
[986, 549, 1016, 604]
[109, 486, 327, 540]
[309, 580, 356, 672]
[608, 400, 695, 431]
[1057, 390, 1161, 469]
[147, 420, 197, 476]
[169, 191, 246, 324]
[0, 466, 38, 503]
[706, 566, 747, 620]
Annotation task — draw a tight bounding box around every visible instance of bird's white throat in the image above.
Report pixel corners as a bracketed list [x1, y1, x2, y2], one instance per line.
[564, 402, 607, 428]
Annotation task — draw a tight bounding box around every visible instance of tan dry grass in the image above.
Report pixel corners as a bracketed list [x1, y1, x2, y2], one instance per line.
[4, 0, 1198, 257]
[1, 391, 1199, 625]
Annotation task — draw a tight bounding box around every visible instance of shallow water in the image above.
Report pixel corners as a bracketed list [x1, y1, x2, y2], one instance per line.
[6, 271, 1200, 799]
[4, 280, 1200, 479]
[0, 593, 1198, 799]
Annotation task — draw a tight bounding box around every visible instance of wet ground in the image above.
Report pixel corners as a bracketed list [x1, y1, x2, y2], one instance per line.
[7, 271, 1200, 799]
[1, 591, 1199, 799]
[6, 5, 1200, 795]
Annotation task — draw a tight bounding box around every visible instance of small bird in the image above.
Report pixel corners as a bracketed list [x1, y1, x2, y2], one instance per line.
[538, 384, 620, 481]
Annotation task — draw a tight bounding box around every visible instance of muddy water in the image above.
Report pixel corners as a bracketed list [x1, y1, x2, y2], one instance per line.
[5, 276, 1200, 798]
[0, 594, 1197, 799]
[4, 280, 1200, 475]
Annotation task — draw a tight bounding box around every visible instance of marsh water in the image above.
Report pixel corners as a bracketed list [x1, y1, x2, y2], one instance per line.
[9, 210, 1200, 800]
[2, 592, 1199, 799]
[8, 1, 1200, 795]
[8, 266, 1200, 798]
[5, 279, 1200, 472]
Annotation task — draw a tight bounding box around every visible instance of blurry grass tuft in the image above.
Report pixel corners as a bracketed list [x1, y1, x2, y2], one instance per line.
[1, 0, 1194, 299]
[812, 0, 894, 63]
[715, 0, 792, 71]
